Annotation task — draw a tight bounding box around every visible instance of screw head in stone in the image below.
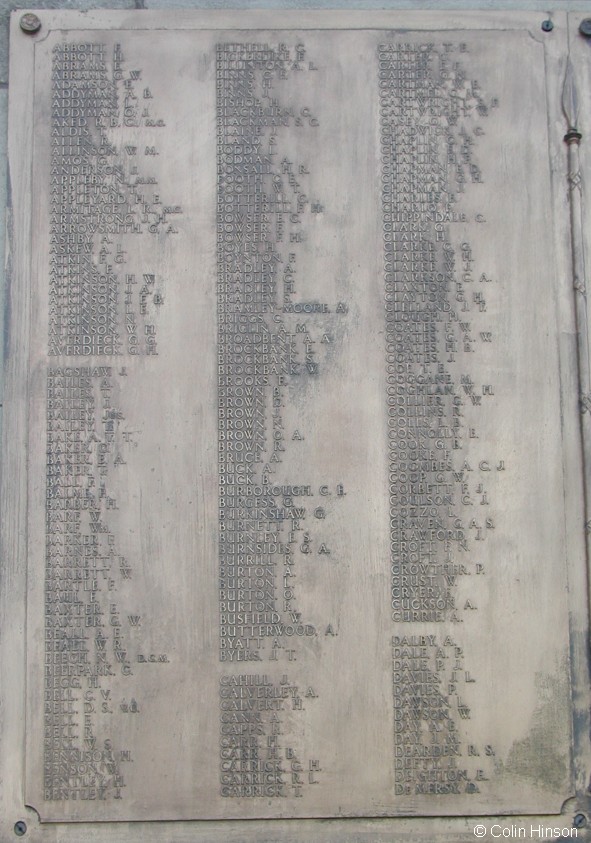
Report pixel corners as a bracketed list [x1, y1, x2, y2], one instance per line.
[580, 18, 591, 37]
[13, 821, 27, 836]
[541, 19, 554, 32]
[19, 13, 41, 33]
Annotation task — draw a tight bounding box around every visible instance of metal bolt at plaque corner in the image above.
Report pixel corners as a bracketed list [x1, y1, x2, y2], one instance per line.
[573, 813, 587, 829]
[19, 13, 41, 34]
[580, 19, 591, 37]
[13, 821, 26, 837]
[541, 19, 554, 32]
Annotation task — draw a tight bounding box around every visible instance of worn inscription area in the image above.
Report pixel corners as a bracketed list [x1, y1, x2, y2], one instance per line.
[43, 40, 179, 807]
[380, 41, 497, 795]
[216, 42, 323, 664]
[24, 25, 573, 822]
[45, 365, 133, 802]
[50, 42, 177, 357]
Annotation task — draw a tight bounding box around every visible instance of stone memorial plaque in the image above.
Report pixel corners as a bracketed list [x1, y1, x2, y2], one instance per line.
[2, 9, 591, 842]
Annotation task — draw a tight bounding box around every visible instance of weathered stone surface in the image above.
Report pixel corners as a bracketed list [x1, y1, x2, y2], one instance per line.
[1, 9, 590, 842]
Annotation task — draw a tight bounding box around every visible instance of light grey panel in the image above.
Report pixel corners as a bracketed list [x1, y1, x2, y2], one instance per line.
[1, 9, 589, 843]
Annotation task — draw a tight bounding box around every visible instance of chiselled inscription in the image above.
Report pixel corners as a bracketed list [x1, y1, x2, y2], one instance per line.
[220, 674, 320, 798]
[21, 21, 573, 822]
[216, 42, 332, 663]
[45, 365, 168, 801]
[380, 42, 498, 794]
[44, 40, 178, 806]
[50, 42, 179, 356]
[45, 367, 133, 800]
[393, 635, 491, 795]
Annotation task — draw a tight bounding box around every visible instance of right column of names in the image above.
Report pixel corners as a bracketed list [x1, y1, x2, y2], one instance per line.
[379, 41, 499, 798]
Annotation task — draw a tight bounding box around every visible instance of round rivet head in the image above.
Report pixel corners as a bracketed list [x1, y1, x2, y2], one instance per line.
[19, 13, 41, 33]
[13, 821, 27, 837]
[541, 19, 554, 32]
[580, 18, 591, 36]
